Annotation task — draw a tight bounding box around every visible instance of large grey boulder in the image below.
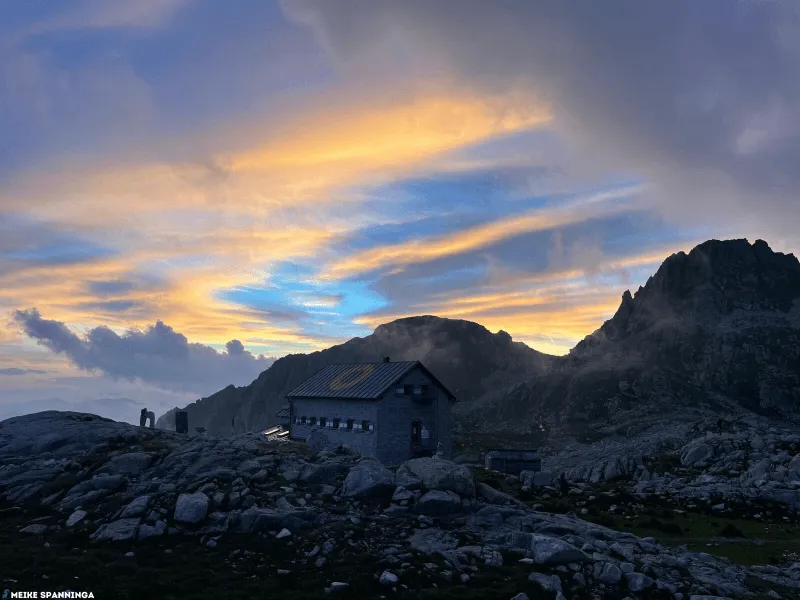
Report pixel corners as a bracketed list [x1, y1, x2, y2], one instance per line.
[594, 561, 622, 584]
[174, 492, 209, 523]
[395, 457, 475, 498]
[528, 572, 562, 594]
[626, 571, 654, 591]
[417, 490, 462, 516]
[530, 534, 591, 566]
[299, 461, 350, 485]
[90, 518, 140, 542]
[681, 443, 714, 467]
[66, 510, 87, 527]
[137, 520, 167, 539]
[120, 495, 151, 518]
[233, 506, 312, 533]
[342, 459, 395, 500]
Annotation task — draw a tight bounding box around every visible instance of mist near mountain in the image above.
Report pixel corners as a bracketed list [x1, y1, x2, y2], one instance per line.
[468, 238, 800, 440]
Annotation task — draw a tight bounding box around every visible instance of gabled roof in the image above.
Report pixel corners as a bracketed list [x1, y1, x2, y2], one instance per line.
[286, 360, 456, 401]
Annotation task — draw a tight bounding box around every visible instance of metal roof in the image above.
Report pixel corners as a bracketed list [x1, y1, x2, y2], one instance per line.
[275, 406, 291, 418]
[286, 360, 456, 401]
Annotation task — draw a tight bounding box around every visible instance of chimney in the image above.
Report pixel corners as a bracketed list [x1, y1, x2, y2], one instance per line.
[383, 356, 390, 363]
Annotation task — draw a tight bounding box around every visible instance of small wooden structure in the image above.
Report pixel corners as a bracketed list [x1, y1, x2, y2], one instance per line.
[485, 449, 541, 476]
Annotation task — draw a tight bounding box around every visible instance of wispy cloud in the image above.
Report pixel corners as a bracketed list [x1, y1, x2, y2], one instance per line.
[324, 185, 645, 279]
[0, 367, 48, 376]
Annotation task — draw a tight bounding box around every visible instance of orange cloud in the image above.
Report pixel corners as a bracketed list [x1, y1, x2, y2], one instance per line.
[224, 88, 549, 173]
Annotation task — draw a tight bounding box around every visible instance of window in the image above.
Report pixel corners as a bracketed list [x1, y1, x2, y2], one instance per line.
[403, 384, 412, 396]
[353, 422, 362, 431]
[421, 384, 429, 395]
[333, 418, 341, 429]
[395, 386, 405, 396]
[294, 416, 300, 424]
[362, 420, 373, 432]
[320, 417, 327, 428]
[309, 416, 317, 426]
[346, 419, 354, 430]
[300, 416, 307, 424]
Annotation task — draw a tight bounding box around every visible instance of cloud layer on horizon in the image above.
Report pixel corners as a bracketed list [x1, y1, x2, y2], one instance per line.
[12, 308, 275, 395]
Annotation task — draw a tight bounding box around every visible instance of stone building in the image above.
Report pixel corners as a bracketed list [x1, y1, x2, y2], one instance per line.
[286, 358, 456, 465]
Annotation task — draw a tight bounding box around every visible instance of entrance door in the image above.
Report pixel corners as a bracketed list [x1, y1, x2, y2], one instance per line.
[411, 420, 422, 447]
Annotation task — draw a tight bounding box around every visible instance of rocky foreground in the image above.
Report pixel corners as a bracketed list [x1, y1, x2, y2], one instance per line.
[1, 412, 799, 600]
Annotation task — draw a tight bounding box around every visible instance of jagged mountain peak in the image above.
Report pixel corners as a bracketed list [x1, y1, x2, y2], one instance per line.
[639, 238, 800, 307]
[575, 238, 800, 351]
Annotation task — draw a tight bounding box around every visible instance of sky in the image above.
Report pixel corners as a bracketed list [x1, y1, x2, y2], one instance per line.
[1, 0, 799, 424]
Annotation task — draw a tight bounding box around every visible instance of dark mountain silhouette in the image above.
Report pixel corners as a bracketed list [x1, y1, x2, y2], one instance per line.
[469, 239, 800, 440]
[160, 238, 800, 442]
[157, 316, 555, 436]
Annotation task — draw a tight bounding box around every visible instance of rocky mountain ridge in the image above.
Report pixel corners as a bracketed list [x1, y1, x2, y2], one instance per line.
[3, 411, 800, 599]
[467, 239, 800, 438]
[162, 238, 800, 443]
[157, 315, 554, 436]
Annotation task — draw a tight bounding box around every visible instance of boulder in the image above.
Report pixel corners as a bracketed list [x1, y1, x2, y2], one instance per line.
[90, 518, 140, 542]
[594, 562, 622, 584]
[626, 572, 654, 591]
[299, 461, 350, 485]
[137, 520, 167, 540]
[417, 490, 462, 516]
[477, 482, 527, 507]
[341, 459, 395, 500]
[530, 534, 591, 566]
[233, 507, 312, 533]
[19, 524, 48, 534]
[120, 495, 151, 518]
[682, 443, 714, 467]
[174, 492, 209, 524]
[395, 457, 475, 498]
[528, 572, 562, 594]
[66, 510, 87, 527]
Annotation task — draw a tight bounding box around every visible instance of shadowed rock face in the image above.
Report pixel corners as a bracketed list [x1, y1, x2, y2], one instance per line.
[466, 239, 800, 438]
[157, 316, 555, 437]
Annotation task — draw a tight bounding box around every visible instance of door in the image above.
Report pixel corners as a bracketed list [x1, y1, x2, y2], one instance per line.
[411, 420, 422, 447]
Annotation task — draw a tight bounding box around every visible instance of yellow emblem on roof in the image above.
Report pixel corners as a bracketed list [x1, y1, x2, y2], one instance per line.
[329, 364, 376, 391]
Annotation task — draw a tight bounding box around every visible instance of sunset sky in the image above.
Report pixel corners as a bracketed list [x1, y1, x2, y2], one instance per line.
[2, 1, 799, 423]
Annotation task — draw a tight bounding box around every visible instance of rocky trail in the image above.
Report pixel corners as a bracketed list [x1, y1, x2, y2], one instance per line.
[2, 412, 800, 599]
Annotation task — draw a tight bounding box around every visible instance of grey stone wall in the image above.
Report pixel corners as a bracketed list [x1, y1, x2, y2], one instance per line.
[289, 398, 378, 458]
[376, 368, 453, 466]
